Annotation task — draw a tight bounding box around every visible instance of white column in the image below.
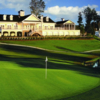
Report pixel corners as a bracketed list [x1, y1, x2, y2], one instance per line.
[22, 23, 23, 29]
[41, 18, 43, 35]
[41, 21, 43, 30]
[35, 23, 36, 31]
[69, 24, 70, 30]
[29, 23, 30, 29]
[30, 24, 31, 30]
[15, 31, 17, 36]
[8, 31, 10, 36]
[74, 24, 75, 30]
[1, 30, 3, 36]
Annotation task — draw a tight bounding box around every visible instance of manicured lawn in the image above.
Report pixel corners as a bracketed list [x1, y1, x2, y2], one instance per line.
[1, 39, 100, 52]
[0, 40, 100, 100]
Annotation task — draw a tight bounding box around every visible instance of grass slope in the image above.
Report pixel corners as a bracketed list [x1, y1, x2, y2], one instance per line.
[1, 39, 100, 52]
[0, 40, 100, 100]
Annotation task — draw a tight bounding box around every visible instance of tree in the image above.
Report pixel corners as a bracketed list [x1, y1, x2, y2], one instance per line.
[83, 7, 97, 34]
[29, 0, 45, 16]
[77, 12, 85, 35]
[77, 12, 83, 28]
[92, 8, 98, 22]
[83, 7, 92, 25]
[96, 15, 100, 30]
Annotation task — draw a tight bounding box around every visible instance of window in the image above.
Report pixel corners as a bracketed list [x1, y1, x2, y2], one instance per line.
[45, 26, 48, 29]
[1, 25, 4, 29]
[7, 25, 11, 29]
[14, 24, 18, 29]
[39, 26, 41, 29]
[50, 26, 53, 29]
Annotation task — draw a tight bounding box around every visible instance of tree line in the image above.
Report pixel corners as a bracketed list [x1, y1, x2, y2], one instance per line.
[77, 7, 100, 35]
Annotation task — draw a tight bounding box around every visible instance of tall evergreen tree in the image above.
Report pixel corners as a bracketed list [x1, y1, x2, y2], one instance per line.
[29, 0, 45, 16]
[77, 12, 85, 35]
[77, 12, 83, 28]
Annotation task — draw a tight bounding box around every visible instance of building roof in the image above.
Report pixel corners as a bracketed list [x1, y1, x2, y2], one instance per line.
[0, 14, 30, 22]
[43, 17, 55, 23]
[38, 16, 55, 23]
[0, 14, 55, 23]
[56, 20, 68, 24]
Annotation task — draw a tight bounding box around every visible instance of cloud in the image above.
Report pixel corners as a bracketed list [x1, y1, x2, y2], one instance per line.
[0, 0, 99, 23]
[44, 5, 99, 21]
[97, 11, 100, 15]
[0, 0, 51, 14]
[0, 0, 30, 11]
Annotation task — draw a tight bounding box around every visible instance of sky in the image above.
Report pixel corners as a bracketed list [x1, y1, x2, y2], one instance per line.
[0, 0, 100, 24]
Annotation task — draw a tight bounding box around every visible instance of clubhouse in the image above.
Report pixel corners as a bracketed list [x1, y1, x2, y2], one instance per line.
[0, 10, 80, 37]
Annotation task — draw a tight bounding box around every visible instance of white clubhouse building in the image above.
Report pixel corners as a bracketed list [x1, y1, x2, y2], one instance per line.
[0, 10, 80, 37]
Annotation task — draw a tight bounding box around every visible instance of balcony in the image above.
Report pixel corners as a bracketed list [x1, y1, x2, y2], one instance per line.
[0, 27, 75, 31]
[43, 27, 75, 30]
[1, 27, 32, 30]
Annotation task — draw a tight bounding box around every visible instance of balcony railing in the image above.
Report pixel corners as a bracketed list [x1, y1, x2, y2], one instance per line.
[1, 27, 32, 30]
[1, 27, 75, 30]
[42, 27, 75, 30]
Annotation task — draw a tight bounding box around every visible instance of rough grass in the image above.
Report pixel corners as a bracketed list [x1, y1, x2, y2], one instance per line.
[0, 40, 100, 100]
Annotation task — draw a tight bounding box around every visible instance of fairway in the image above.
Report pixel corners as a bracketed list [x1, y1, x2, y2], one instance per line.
[0, 39, 100, 100]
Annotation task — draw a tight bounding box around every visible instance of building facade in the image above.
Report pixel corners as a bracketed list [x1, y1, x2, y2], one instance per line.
[0, 10, 80, 37]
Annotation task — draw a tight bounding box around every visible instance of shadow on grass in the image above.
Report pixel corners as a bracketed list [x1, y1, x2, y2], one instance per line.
[0, 54, 100, 78]
[55, 46, 81, 53]
[55, 46, 100, 57]
[0, 44, 91, 63]
[61, 85, 100, 100]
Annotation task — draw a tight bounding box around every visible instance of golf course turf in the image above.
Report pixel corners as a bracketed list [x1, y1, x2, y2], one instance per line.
[0, 39, 100, 100]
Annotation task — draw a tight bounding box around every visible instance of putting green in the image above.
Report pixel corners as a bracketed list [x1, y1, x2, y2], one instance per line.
[0, 60, 99, 100]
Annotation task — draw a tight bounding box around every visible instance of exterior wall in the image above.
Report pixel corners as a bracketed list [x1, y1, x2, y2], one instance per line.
[0, 22, 17, 29]
[1, 30, 22, 36]
[42, 30, 80, 36]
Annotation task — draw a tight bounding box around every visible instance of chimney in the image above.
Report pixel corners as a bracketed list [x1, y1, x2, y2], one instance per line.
[46, 16, 49, 22]
[18, 10, 25, 17]
[3, 15, 7, 20]
[41, 15, 43, 22]
[10, 15, 13, 20]
[61, 18, 65, 21]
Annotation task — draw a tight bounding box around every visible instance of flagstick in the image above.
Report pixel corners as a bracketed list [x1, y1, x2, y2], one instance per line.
[45, 60, 47, 79]
[45, 56, 48, 79]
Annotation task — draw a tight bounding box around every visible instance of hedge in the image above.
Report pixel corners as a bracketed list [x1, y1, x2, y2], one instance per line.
[0, 36, 94, 40]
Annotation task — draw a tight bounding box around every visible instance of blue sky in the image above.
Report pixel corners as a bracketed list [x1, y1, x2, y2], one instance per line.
[0, 0, 100, 24]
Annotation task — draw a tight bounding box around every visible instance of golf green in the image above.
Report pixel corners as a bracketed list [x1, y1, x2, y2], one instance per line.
[0, 61, 99, 100]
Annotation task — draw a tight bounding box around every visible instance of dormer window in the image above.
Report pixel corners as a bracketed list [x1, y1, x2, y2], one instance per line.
[46, 16, 49, 22]
[3, 15, 6, 20]
[10, 15, 13, 20]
